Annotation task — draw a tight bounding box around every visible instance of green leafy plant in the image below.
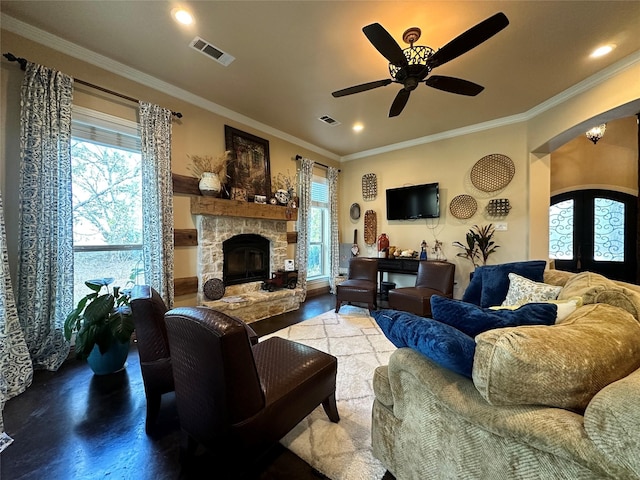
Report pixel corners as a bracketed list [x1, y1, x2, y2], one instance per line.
[453, 224, 499, 267]
[64, 278, 135, 361]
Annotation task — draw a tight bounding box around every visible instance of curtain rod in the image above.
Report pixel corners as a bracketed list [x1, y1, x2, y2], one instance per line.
[3, 52, 183, 118]
[295, 154, 340, 172]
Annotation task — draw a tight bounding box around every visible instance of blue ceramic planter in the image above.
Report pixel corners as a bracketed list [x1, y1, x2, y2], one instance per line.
[86, 340, 130, 375]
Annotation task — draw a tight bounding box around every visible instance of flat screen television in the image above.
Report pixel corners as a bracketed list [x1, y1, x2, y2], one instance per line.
[386, 182, 440, 220]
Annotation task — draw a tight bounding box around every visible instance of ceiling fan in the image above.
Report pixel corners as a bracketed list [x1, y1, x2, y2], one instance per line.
[332, 12, 509, 117]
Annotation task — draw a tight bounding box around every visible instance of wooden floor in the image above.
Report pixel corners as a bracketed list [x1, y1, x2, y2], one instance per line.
[2, 292, 376, 480]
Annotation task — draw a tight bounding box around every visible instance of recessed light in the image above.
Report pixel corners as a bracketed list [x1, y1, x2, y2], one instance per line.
[590, 44, 615, 58]
[172, 8, 194, 25]
[353, 123, 364, 132]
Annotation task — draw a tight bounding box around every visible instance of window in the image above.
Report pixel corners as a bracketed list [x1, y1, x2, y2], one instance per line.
[71, 107, 144, 302]
[307, 174, 330, 279]
[549, 199, 574, 260]
[593, 197, 625, 261]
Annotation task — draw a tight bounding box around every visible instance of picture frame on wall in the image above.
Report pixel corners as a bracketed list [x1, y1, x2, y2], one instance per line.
[224, 125, 271, 201]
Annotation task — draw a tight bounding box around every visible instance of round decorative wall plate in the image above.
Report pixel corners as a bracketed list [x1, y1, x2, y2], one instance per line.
[449, 194, 478, 219]
[203, 278, 225, 300]
[362, 173, 377, 201]
[470, 154, 515, 192]
[350, 203, 361, 220]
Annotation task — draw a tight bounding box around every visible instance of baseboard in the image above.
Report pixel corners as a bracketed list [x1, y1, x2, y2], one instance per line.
[306, 285, 330, 297]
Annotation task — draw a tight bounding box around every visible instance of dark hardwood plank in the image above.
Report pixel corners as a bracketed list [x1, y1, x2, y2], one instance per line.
[174, 276, 198, 296]
[172, 172, 200, 195]
[174, 228, 197, 246]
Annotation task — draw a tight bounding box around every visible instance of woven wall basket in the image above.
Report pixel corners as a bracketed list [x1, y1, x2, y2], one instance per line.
[449, 194, 478, 219]
[364, 210, 377, 245]
[470, 154, 515, 192]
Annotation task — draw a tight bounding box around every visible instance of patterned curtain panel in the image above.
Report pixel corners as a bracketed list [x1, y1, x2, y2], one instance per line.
[16, 62, 73, 371]
[295, 158, 314, 302]
[139, 102, 174, 308]
[328, 167, 340, 294]
[0, 189, 33, 433]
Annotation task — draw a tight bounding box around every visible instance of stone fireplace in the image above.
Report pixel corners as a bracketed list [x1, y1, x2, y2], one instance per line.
[195, 209, 301, 323]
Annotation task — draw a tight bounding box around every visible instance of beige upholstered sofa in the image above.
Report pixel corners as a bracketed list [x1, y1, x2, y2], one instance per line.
[372, 269, 640, 479]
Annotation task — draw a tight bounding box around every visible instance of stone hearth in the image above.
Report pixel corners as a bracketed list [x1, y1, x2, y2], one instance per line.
[196, 213, 301, 323]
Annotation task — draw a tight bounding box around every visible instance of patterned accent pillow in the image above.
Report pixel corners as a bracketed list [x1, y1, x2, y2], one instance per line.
[501, 273, 562, 306]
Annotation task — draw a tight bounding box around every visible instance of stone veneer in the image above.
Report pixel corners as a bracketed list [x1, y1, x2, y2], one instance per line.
[196, 214, 301, 323]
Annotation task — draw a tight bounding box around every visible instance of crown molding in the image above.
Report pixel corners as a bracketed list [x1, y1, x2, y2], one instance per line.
[1, 13, 340, 162]
[3, 13, 638, 163]
[342, 50, 640, 162]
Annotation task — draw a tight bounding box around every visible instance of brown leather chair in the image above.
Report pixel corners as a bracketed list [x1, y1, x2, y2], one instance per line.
[164, 306, 339, 473]
[130, 285, 174, 433]
[130, 286, 260, 433]
[336, 257, 378, 312]
[388, 260, 455, 317]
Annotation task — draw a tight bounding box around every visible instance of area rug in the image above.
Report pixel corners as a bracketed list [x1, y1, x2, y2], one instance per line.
[261, 305, 396, 480]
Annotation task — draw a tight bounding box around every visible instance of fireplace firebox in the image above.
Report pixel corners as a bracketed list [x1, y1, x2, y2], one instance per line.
[223, 234, 270, 286]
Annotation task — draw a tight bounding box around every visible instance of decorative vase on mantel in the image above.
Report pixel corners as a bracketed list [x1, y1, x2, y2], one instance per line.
[199, 172, 222, 197]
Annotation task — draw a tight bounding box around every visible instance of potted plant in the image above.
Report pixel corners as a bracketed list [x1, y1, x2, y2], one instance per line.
[453, 224, 499, 268]
[187, 151, 232, 197]
[64, 278, 135, 375]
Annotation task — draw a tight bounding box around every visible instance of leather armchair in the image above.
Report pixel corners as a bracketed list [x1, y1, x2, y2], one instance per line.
[336, 257, 378, 312]
[130, 286, 259, 433]
[388, 260, 455, 317]
[130, 285, 174, 432]
[164, 306, 339, 474]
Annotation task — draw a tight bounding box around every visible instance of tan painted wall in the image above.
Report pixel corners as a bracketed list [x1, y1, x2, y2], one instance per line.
[2, 29, 639, 303]
[551, 116, 638, 196]
[338, 123, 530, 297]
[0, 30, 338, 306]
[526, 60, 640, 261]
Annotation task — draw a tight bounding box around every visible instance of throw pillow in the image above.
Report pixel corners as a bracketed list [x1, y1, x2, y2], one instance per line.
[461, 268, 484, 305]
[461, 260, 547, 308]
[430, 295, 557, 337]
[473, 303, 640, 411]
[543, 269, 574, 287]
[587, 286, 640, 321]
[371, 309, 475, 378]
[557, 271, 640, 321]
[490, 296, 583, 323]
[557, 271, 613, 300]
[501, 273, 562, 306]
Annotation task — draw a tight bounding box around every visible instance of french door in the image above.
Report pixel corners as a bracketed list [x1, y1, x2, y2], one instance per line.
[549, 189, 637, 283]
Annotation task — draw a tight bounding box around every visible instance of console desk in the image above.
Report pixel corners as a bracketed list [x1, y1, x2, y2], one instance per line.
[376, 257, 421, 288]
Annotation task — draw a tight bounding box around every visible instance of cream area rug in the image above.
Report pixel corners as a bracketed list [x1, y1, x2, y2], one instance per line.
[262, 305, 396, 480]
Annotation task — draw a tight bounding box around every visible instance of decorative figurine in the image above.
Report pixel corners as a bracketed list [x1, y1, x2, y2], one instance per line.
[420, 240, 428, 260]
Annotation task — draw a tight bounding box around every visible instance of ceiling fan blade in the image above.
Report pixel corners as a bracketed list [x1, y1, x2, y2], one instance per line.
[425, 75, 484, 96]
[332, 79, 393, 97]
[428, 12, 509, 68]
[389, 89, 411, 117]
[362, 23, 408, 67]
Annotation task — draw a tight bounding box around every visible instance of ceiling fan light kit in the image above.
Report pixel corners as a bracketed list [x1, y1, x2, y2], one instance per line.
[332, 12, 509, 117]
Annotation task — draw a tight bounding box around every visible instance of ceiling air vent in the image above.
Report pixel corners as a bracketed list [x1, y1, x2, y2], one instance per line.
[190, 36, 235, 66]
[318, 115, 341, 126]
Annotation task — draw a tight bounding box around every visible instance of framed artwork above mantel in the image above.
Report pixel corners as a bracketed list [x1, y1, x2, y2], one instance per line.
[224, 125, 271, 201]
